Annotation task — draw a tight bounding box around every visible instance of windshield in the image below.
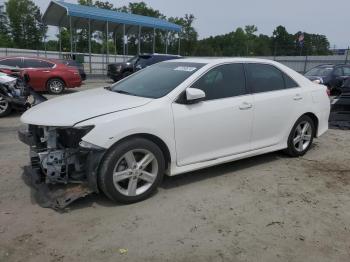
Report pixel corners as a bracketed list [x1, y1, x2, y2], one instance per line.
[305, 67, 333, 77]
[110, 62, 205, 98]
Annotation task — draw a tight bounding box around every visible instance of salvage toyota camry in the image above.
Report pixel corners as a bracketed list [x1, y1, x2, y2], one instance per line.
[19, 58, 330, 208]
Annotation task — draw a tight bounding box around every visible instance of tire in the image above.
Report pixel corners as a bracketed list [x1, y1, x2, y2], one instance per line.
[98, 138, 165, 204]
[47, 78, 65, 94]
[0, 96, 12, 117]
[285, 115, 315, 157]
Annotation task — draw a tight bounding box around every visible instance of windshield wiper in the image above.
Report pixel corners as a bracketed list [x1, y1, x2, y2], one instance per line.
[114, 90, 135, 96]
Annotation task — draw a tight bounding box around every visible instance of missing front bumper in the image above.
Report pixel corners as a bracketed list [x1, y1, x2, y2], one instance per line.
[18, 127, 106, 210]
[23, 166, 93, 210]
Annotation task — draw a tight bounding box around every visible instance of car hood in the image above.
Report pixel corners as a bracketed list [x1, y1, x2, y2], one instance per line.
[21, 88, 153, 126]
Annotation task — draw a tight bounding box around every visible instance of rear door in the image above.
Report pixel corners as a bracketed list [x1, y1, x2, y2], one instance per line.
[332, 67, 347, 88]
[245, 63, 303, 149]
[24, 59, 55, 90]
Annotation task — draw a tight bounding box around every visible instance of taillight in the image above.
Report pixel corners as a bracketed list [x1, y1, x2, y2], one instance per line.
[326, 89, 330, 97]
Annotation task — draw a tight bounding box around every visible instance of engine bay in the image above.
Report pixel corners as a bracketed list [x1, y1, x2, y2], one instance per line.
[28, 125, 95, 184]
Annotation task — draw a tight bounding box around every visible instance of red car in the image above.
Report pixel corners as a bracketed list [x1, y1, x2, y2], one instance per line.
[0, 56, 82, 94]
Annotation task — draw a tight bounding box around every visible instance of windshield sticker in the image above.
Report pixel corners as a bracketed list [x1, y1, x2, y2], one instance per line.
[174, 66, 197, 72]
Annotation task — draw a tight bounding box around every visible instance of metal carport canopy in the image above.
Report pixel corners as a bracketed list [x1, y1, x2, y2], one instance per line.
[43, 0, 182, 33]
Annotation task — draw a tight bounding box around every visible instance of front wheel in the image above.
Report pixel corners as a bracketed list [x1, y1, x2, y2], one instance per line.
[0, 96, 12, 117]
[47, 78, 65, 94]
[98, 138, 165, 204]
[285, 115, 315, 157]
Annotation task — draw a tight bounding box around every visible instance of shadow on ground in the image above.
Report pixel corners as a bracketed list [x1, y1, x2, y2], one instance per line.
[20, 151, 285, 212]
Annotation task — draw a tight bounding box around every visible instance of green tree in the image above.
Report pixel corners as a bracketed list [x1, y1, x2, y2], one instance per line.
[272, 25, 295, 56]
[6, 0, 47, 49]
[169, 14, 198, 56]
[0, 11, 12, 47]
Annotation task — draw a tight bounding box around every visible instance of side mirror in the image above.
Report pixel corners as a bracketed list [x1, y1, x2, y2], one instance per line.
[186, 88, 205, 104]
[312, 79, 321, 84]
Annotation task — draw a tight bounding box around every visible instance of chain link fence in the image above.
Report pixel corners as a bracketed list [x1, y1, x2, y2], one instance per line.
[1, 47, 349, 75]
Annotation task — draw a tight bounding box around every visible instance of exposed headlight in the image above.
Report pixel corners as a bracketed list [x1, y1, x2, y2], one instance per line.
[73, 125, 95, 137]
[79, 140, 104, 150]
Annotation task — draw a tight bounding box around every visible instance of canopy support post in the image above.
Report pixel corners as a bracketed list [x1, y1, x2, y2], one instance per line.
[165, 31, 168, 54]
[123, 24, 126, 62]
[88, 19, 92, 74]
[152, 28, 156, 54]
[106, 21, 109, 75]
[178, 34, 181, 55]
[58, 26, 62, 58]
[69, 16, 73, 57]
[114, 29, 117, 62]
[138, 25, 141, 55]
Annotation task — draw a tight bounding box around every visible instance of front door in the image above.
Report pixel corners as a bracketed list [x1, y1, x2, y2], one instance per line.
[172, 63, 254, 166]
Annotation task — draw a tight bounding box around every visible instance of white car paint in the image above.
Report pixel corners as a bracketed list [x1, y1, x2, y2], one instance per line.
[21, 58, 330, 176]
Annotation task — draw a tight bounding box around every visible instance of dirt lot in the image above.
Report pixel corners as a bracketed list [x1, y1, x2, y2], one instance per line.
[1, 80, 350, 262]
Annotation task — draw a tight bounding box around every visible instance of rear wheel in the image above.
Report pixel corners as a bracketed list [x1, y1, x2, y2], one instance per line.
[47, 78, 65, 94]
[98, 138, 165, 204]
[285, 115, 315, 157]
[0, 96, 12, 117]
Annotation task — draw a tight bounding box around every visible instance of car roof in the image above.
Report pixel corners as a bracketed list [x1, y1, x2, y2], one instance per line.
[318, 64, 334, 67]
[164, 57, 284, 65]
[0, 56, 58, 63]
[140, 53, 181, 57]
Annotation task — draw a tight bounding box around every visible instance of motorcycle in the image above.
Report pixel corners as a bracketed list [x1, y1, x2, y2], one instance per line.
[0, 67, 47, 117]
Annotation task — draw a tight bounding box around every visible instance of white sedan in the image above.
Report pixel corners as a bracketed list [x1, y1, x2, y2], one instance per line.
[19, 58, 330, 205]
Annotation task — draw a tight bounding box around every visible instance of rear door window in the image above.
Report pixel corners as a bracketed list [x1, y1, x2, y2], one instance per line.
[24, 59, 54, 68]
[342, 67, 350, 76]
[333, 67, 344, 76]
[245, 63, 286, 93]
[283, 73, 299, 88]
[0, 58, 24, 68]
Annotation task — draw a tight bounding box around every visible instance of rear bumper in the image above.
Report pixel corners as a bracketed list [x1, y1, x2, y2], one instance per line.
[66, 79, 82, 88]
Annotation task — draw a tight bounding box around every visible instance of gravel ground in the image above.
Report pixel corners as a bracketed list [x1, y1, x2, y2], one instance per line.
[0, 79, 350, 262]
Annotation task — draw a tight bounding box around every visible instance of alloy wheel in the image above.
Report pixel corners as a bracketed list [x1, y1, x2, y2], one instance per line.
[112, 149, 158, 197]
[293, 121, 313, 152]
[0, 96, 9, 114]
[49, 80, 64, 94]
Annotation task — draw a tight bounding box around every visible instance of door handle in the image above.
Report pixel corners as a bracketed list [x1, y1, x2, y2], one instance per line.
[239, 102, 253, 110]
[293, 94, 303, 101]
[42, 71, 50, 73]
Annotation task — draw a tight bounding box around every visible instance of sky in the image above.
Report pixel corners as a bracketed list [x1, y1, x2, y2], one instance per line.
[34, 0, 350, 48]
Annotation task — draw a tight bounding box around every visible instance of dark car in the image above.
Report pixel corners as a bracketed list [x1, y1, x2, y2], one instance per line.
[107, 53, 181, 82]
[342, 77, 350, 94]
[58, 59, 87, 81]
[305, 64, 350, 95]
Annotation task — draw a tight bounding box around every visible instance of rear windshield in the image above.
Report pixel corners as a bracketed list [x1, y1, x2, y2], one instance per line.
[110, 62, 205, 98]
[305, 67, 333, 77]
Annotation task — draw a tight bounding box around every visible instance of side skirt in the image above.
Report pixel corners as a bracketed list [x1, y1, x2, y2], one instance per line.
[168, 143, 286, 176]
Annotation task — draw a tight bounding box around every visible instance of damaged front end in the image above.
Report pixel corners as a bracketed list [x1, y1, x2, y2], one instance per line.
[18, 125, 105, 209]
